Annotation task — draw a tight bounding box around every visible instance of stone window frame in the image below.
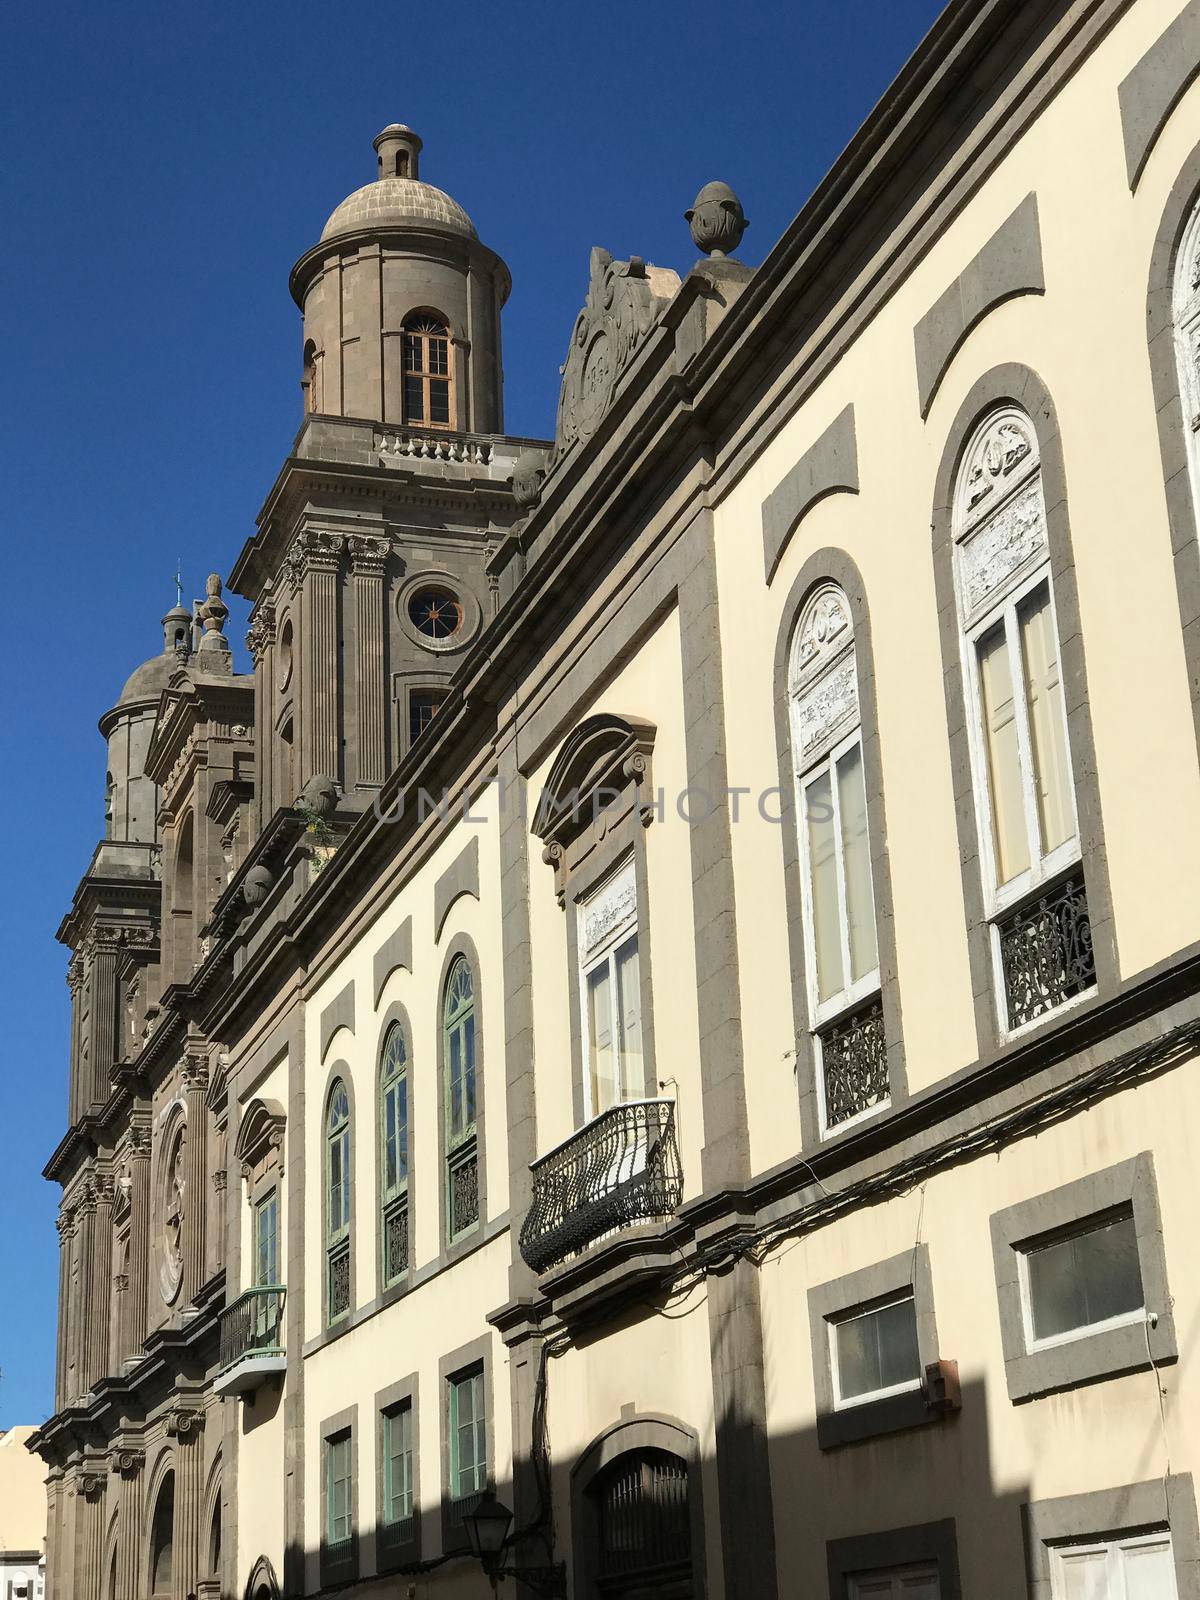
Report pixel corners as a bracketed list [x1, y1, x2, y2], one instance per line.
[318, 1404, 358, 1587]
[438, 1334, 494, 1556]
[1147, 140, 1200, 762]
[1022, 1474, 1200, 1599]
[435, 934, 488, 1261]
[807, 1245, 941, 1449]
[826, 1518, 962, 1599]
[989, 1151, 1177, 1404]
[390, 669, 452, 756]
[375, 1003, 415, 1305]
[533, 713, 660, 1133]
[321, 1065, 355, 1329]
[375, 1371, 420, 1574]
[931, 364, 1117, 1054]
[569, 1411, 708, 1599]
[400, 309, 456, 432]
[772, 551, 907, 1151]
[234, 1098, 286, 1289]
[396, 568, 482, 657]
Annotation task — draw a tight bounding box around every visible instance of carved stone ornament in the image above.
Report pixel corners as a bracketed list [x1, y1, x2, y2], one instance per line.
[581, 862, 638, 957]
[551, 247, 679, 464]
[789, 584, 859, 766]
[112, 1448, 145, 1479]
[279, 528, 346, 592]
[348, 533, 391, 574]
[246, 597, 277, 663]
[78, 1470, 107, 1501]
[165, 1405, 205, 1439]
[243, 863, 276, 908]
[158, 1121, 186, 1305]
[212, 1168, 228, 1193]
[182, 1053, 209, 1093]
[953, 407, 1046, 620]
[685, 180, 749, 258]
[296, 773, 340, 819]
[511, 448, 547, 511]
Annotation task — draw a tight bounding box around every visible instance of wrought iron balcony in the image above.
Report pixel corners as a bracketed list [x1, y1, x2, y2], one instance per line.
[213, 1285, 286, 1396]
[819, 996, 889, 1131]
[999, 868, 1095, 1030]
[519, 1099, 683, 1275]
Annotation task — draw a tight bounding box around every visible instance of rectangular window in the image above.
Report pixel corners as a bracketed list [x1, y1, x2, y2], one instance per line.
[830, 1293, 922, 1408]
[325, 1431, 353, 1545]
[382, 1403, 414, 1529]
[800, 734, 879, 1015]
[848, 1568, 940, 1598]
[1020, 1209, 1144, 1348]
[254, 1190, 278, 1287]
[579, 860, 642, 1118]
[449, 1367, 487, 1506]
[409, 688, 447, 748]
[1050, 1533, 1177, 1598]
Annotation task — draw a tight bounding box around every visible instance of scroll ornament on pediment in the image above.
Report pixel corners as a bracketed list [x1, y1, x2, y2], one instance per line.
[551, 247, 677, 465]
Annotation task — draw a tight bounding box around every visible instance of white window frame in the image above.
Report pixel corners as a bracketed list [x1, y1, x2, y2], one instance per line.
[1017, 1208, 1145, 1355]
[578, 857, 641, 1123]
[847, 1567, 940, 1599]
[828, 1290, 923, 1412]
[1049, 1531, 1177, 1598]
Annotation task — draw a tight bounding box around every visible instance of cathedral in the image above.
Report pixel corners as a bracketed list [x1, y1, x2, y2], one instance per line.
[31, 1, 1200, 1595]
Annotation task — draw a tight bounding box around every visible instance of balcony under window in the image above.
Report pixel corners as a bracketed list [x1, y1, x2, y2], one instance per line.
[213, 1285, 286, 1396]
[519, 1099, 683, 1275]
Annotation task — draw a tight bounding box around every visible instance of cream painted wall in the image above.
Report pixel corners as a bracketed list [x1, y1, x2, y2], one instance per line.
[716, 0, 1200, 1178]
[525, 606, 708, 1199]
[761, 1057, 1200, 1591]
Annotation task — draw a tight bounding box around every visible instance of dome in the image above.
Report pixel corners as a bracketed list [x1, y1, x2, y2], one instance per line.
[117, 651, 179, 707]
[320, 177, 477, 243]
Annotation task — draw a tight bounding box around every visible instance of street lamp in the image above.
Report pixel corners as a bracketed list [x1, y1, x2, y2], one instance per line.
[461, 1492, 566, 1597]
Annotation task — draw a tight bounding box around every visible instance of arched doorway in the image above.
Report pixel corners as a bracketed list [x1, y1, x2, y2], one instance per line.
[148, 1472, 174, 1599]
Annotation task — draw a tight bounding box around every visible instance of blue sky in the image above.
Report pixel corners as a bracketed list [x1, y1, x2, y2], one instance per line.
[0, 0, 945, 1426]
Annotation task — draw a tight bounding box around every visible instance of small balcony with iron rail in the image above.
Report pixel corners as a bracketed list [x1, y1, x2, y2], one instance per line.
[518, 1099, 683, 1276]
[213, 1285, 287, 1396]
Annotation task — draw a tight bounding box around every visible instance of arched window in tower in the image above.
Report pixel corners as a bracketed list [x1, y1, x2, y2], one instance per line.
[787, 583, 886, 1135]
[951, 403, 1091, 1032]
[379, 1022, 410, 1287]
[302, 340, 321, 415]
[442, 956, 478, 1241]
[402, 313, 452, 429]
[1175, 200, 1200, 522]
[394, 150, 410, 178]
[325, 1080, 352, 1324]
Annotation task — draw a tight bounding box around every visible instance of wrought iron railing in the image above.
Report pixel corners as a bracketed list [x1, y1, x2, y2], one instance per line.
[384, 1198, 410, 1284]
[378, 1514, 415, 1556]
[448, 1143, 479, 1238]
[327, 1241, 351, 1322]
[999, 868, 1095, 1030]
[519, 1099, 683, 1274]
[218, 1285, 286, 1372]
[819, 997, 889, 1130]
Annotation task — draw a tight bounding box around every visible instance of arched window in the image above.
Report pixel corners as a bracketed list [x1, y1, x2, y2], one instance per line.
[787, 583, 886, 1134]
[402, 314, 452, 429]
[1175, 202, 1200, 522]
[302, 340, 320, 414]
[325, 1080, 351, 1324]
[443, 957, 479, 1241]
[149, 1473, 174, 1598]
[379, 1024, 410, 1287]
[590, 1450, 692, 1597]
[951, 403, 1092, 1032]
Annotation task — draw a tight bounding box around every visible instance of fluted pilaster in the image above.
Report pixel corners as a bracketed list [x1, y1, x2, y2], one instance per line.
[293, 531, 344, 784]
[72, 1191, 97, 1402]
[167, 1406, 206, 1600]
[87, 944, 120, 1107]
[125, 1126, 151, 1358]
[86, 1178, 114, 1389]
[350, 536, 390, 786]
[113, 1448, 145, 1600]
[247, 595, 277, 826]
[75, 1465, 107, 1600]
[183, 1058, 209, 1303]
[55, 1208, 74, 1409]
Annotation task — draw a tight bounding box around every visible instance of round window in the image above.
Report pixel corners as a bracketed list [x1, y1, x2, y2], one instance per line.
[408, 586, 463, 641]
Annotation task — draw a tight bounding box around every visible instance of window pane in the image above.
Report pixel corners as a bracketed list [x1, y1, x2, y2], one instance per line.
[1122, 1540, 1177, 1600]
[806, 769, 844, 1001]
[587, 961, 617, 1113]
[429, 337, 449, 376]
[1026, 1213, 1143, 1342]
[449, 1028, 462, 1138]
[978, 623, 1030, 884]
[403, 375, 424, 421]
[463, 1014, 476, 1126]
[1019, 585, 1073, 857]
[616, 933, 642, 1092]
[429, 379, 450, 424]
[837, 743, 878, 982]
[835, 1295, 920, 1401]
[384, 1090, 397, 1194]
[397, 1076, 408, 1183]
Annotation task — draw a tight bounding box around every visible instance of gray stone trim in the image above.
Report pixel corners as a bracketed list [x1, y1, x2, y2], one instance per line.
[497, 737, 538, 1308]
[569, 1412, 708, 1599]
[317, 1402, 358, 1587]
[914, 193, 1044, 417]
[282, 1002, 306, 1600]
[371, 917, 412, 1008]
[1119, 0, 1200, 191]
[678, 509, 751, 1194]
[373, 1370, 420, 1572]
[437, 1333, 494, 1556]
[435, 932, 488, 1260]
[772, 549, 908, 1149]
[432, 836, 480, 942]
[1023, 1474, 1200, 1598]
[374, 1001, 415, 1304]
[930, 363, 1119, 1054]
[807, 1244, 940, 1449]
[318, 981, 354, 1064]
[989, 1151, 1177, 1402]
[1146, 140, 1200, 758]
[827, 1518, 962, 1599]
[761, 405, 859, 584]
[320, 1060, 356, 1329]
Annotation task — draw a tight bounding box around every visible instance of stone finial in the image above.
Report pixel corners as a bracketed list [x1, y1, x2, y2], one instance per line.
[511, 449, 547, 512]
[373, 123, 423, 182]
[685, 181, 749, 258]
[296, 773, 340, 819]
[195, 573, 233, 674]
[243, 864, 275, 909]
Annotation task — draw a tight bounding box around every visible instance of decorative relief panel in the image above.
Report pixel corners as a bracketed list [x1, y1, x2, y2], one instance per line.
[581, 864, 638, 957]
[958, 478, 1047, 616]
[953, 406, 1047, 619]
[954, 408, 1037, 531]
[789, 584, 859, 767]
[793, 658, 859, 761]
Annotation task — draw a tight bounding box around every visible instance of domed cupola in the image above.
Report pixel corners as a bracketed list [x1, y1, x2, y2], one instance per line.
[290, 123, 510, 433]
[97, 601, 191, 845]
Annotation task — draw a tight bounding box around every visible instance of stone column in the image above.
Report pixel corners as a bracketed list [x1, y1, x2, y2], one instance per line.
[55, 1208, 75, 1409]
[86, 939, 121, 1108]
[86, 1177, 114, 1390]
[125, 1125, 151, 1359]
[75, 1465, 107, 1600]
[297, 531, 345, 785]
[67, 956, 84, 1125]
[182, 1056, 209, 1304]
[166, 1406, 206, 1600]
[349, 535, 390, 788]
[72, 1186, 97, 1401]
[113, 1448, 146, 1600]
[247, 595, 277, 830]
